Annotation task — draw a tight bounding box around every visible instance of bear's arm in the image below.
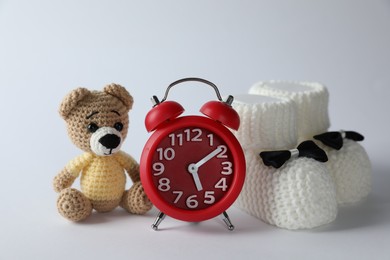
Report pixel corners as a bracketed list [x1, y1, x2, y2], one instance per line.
[53, 153, 93, 192]
[115, 151, 140, 183]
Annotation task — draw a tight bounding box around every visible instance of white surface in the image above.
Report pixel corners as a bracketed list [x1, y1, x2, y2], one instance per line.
[0, 1, 389, 259]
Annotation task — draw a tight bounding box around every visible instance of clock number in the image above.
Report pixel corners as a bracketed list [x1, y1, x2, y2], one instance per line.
[152, 162, 165, 176]
[215, 178, 228, 191]
[169, 133, 183, 146]
[172, 191, 183, 204]
[157, 147, 175, 161]
[191, 128, 202, 141]
[172, 191, 215, 206]
[216, 145, 228, 158]
[204, 191, 215, 204]
[158, 178, 171, 192]
[186, 195, 199, 209]
[221, 161, 233, 175]
[184, 128, 202, 142]
[207, 133, 214, 146]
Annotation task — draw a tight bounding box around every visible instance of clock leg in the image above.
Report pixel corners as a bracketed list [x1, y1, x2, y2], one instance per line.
[151, 211, 166, 231]
[221, 211, 234, 231]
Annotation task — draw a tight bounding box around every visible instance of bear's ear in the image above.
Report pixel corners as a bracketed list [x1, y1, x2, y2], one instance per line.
[59, 88, 91, 120]
[104, 83, 134, 111]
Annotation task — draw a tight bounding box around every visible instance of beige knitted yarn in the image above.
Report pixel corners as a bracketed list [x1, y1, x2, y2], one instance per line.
[121, 182, 153, 214]
[59, 85, 132, 153]
[232, 94, 337, 229]
[54, 84, 152, 222]
[249, 81, 330, 142]
[57, 188, 92, 221]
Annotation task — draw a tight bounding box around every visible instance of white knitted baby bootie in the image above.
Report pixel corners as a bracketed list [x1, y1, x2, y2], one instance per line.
[232, 94, 337, 230]
[248, 81, 372, 205]
[249, 80, 330, 142]
[314, 131, 372, 204]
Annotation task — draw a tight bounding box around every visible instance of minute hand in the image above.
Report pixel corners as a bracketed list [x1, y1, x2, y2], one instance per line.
[195, 146, 223, 168]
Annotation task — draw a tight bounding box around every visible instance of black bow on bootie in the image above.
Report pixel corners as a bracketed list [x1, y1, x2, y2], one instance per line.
[259, 140, 328, 169]
[313, 130, 364, 150]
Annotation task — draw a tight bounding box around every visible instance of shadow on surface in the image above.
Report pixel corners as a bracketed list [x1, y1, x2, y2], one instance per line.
[147, 208, 273, 234]
[313, 163, 390, 232]
[75, 208, 157, 225]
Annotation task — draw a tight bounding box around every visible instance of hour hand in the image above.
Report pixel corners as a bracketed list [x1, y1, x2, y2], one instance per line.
[187, 163, 203, 191]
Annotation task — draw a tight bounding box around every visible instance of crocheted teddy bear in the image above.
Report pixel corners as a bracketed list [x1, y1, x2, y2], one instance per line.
[53, 84, 153, 221]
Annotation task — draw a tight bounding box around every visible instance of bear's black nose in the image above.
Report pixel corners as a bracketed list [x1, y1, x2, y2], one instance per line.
[99, 134, 121, 149]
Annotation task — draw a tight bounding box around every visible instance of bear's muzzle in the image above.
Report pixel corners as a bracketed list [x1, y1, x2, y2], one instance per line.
[99, 134, 121, 150]
[90, 127, 123, 156]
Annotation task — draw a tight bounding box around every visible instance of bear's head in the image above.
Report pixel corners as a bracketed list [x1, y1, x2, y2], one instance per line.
[59, 84, 133, 156]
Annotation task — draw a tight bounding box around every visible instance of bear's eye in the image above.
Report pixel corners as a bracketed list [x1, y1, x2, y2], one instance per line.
[114, 122, 123, 132]
[87, 123, 99, 133]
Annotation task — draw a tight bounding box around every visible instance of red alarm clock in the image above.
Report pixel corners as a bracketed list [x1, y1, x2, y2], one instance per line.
[140, 78, 245, 230]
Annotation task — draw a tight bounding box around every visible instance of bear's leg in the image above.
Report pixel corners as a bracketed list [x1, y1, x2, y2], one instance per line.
[57, 188, 92, 221]
[90, 198, 121, 213]
[120, 182, 153, 214]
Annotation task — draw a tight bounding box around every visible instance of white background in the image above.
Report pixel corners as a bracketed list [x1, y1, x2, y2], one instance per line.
[0, 0, 389, 259]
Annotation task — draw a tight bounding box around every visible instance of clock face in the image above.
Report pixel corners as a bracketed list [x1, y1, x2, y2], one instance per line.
[141, 116, 246, 222]
[151, 126, 234, 210]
